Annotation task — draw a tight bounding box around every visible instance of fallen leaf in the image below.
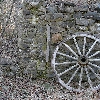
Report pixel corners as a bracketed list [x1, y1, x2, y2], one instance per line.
[52, 33, 62, 43]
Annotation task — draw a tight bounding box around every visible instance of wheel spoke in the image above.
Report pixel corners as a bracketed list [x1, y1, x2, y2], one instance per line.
[52, 46, 59, 65]
[88, 51, 100, 58]
[89, 62, 100, 70]
[85, 67, 93, 90]
[79, 67, 83, 90]
[58, 63, 78, 77]
[86, 40, 97, 56]
[73, 36, 82, 55]
[62, 43, 78, 57]
[83, 37, 86, 55]
[55, 61, 77, 65]
[53, 46, 59, 58]
[57, 52, 77, 60]
[88, 65, 100, 80]
[66, 66, 80, 85]
[89, 58, 100, 62]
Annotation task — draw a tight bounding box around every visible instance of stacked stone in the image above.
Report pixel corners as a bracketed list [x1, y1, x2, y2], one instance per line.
[0, 0, 100, 79]
[19, 0, 100, 79]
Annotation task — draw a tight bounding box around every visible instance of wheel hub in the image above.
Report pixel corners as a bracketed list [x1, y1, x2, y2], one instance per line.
[78, 56, 88, 65]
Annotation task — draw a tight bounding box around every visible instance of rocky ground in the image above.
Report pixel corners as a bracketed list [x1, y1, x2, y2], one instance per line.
[0, 0, 100, 99]
[1, 76, 100, 100]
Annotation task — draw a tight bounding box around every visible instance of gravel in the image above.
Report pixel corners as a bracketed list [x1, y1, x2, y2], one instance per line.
[0, 76, 100, 100]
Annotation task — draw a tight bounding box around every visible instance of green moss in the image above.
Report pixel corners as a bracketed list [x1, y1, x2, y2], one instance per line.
[30, 6, 39, 17]
[37, 70, 47, 78]
[42, 45, 46, 51]
[30, 7, 39, 15]
[35, 59, 49, 78]
[36, 60, 40, 67]
[25, 2, 40, 16]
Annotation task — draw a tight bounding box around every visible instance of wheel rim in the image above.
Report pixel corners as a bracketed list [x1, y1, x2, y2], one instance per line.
[52, 33, 100, 92]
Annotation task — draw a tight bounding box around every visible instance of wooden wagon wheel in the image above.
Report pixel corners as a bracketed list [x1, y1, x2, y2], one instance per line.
[52, 33, 100, 92]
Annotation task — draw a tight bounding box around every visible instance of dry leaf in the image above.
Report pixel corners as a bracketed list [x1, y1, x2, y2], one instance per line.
[52, 33, 62, 43]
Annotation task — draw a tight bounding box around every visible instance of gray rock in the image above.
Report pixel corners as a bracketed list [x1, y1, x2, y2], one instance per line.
[25, 0, 40, 2]
[94, 2, 100, 7]
[30, 49, 36, 54]
[10, 66, 18, 72]
[23, 38, 32, 44]
[76, 26, 88, 31]
[39, 15, 45, 20]
[61, 20, 75, 28]
[29, 1, 39, 6]
[95, 23, 100, 33]
[27, 31, 37, 38]
[37, 11, 44, 16]
[84, 11, 100, 21]
[51, 26, 65, 33]
[84, 11, 99, 18]
[94, 3, 100, 13]
[76, 18, 94, 26]
[46, 69, 55, 78]
[29, 61, 37, 68]
[23, 9, 31, 16]
[46, 4, 57, 13]
[0, 70, 3, 76]
[0, 58, 12, 65]
[0, 39, 2, 46]
[89, 25, 96, 33]
[46, 13, 64, 21]
[97, 27, 100, 32]
[63, 1, 75, 7]
[73, 12, 82, 19]
[19, 43, 30, 50]
[24, 15, 32, 19]
[88, 19, 95, 25]
[63, 15, 72, 21]
[95, 7, 100, 13]
[74, 5, 88, 12]
[8, 72, 15, 77]
[94, 16, 100, 21]
[37, 62, 46, 70]
[67, 27, 77, 34]
[65, 7, 74, 13]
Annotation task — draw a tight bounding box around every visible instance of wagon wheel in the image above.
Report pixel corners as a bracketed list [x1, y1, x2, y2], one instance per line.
[52, 33, 100, 92]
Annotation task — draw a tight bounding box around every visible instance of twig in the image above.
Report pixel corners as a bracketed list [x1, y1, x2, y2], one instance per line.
[46, 24, 50, 62]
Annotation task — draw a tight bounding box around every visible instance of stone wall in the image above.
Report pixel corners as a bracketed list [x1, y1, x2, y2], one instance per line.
[0, 0, 100, 80]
